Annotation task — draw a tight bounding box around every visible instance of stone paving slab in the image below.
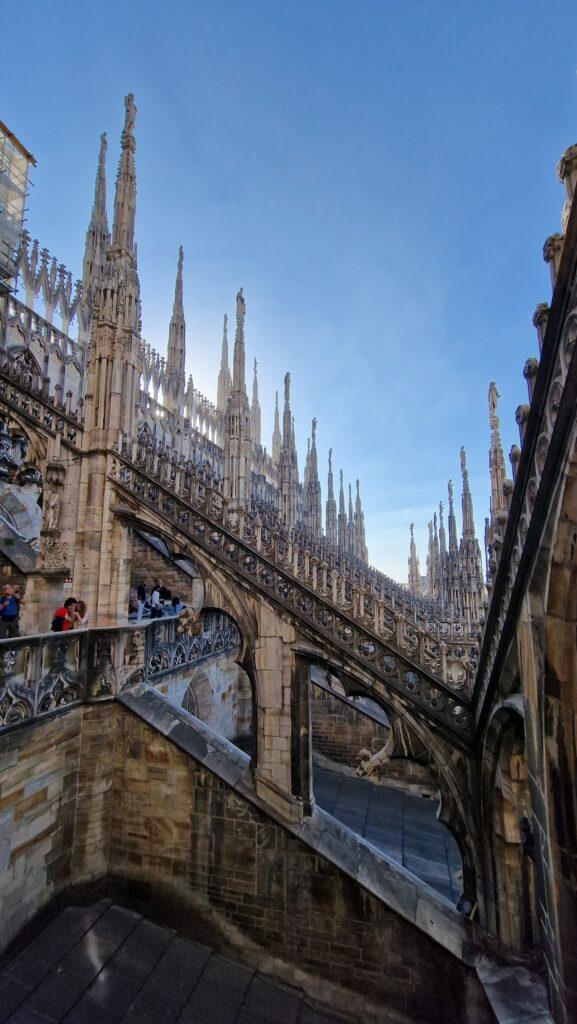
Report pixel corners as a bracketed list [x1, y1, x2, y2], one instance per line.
[0, 903, 357, 1023]
[314, 766, 462, 902]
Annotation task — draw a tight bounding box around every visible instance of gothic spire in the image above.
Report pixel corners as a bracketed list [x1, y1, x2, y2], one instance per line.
[216, 314, 232, 417]
[488, 381, 507, 523]
[460, 447, 476, 540]
[310, 417, 318, 477]
[347, 482, 355, 554]
[272, 390, 281, 465]
[448, 479, 458, 555]
[282, 373, 292, 449]
[408, 523, 422, 596]
[326, 448, 337, 545]
[93, 132, 108, 224]
[292, 415, 299, 479]
[111, 93, 137, 255]
[439, 501, 447, 557]
[232, 288, 246, 394]
[338, 468, 347, 551]
[166, 246, 186, 396]
[250, 358, 261, 445]
[82, 132, 110, 311]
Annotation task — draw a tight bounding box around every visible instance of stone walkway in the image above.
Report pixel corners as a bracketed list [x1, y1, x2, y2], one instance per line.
[314, 766, 462, 903]
[0, 901, 354, 1024]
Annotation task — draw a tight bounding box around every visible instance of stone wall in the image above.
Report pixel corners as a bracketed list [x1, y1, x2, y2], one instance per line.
[0, 700, 492, 1022]
[311, 682, 389, 765]
[0, 710, 82, 951]
[311, 683, 437, 797]
[0, 551, 26, 600]
[108, 705, 491, 1023]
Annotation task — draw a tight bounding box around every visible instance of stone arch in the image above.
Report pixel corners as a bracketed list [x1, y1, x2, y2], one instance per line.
[481, 699, 537, 953]
[306, 653, 478, 904]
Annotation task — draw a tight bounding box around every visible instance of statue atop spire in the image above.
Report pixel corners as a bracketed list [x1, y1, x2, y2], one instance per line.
[123, 93, 136, 137]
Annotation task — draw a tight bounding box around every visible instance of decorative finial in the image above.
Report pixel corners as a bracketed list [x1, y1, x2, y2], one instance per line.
[410, 522, 414, 536]
[284, 372, 290, 403]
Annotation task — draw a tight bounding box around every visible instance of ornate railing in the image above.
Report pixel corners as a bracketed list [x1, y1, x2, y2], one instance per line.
[109, 452, 475, 739]
[0, 614, 241, 733]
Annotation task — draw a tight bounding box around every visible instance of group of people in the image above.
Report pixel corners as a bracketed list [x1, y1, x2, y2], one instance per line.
[0, 587, 88, 638]
[0, 577, 184, 640]
[129, 579, 183, 620]
[51, 598, 88, 632]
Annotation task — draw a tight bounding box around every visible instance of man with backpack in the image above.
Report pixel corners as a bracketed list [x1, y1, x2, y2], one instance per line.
[0, 584, 21, 638]
[51, 598, 78, 632]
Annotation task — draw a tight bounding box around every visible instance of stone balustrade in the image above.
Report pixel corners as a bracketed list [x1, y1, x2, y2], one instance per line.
[0, 615, 241, 734]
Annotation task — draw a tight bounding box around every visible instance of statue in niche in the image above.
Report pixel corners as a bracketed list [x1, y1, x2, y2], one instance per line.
[44, 490, 61, 531]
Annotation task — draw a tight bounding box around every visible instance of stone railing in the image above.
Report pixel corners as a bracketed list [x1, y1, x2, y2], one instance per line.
[110, 452, 475, 739]
[474, 186, 577, 723]
[0, 614, 241, 733]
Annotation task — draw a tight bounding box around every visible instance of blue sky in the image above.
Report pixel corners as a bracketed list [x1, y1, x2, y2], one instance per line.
[4, 1, 577, 580]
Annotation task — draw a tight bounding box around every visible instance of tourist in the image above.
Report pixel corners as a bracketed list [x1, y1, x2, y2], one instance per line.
[0, 584, 21, 638]
[74, 600, 88, 628]
[171, 595, 182, 615]
[51, 598, 77, 632]
[150, 584, 162, 619]
[137, 581, 147, 604]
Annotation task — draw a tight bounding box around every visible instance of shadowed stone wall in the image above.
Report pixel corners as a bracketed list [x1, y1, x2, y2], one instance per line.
[130, 532, 201, 606]
[311, 683, 438, 797]
[108, 705, 492, 1024]
[0, 711, 82, 951]
[0, 701, 493, 1023]
[311, 683, 389, 765]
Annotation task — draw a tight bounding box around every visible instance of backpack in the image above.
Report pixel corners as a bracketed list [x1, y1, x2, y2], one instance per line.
[51, 613, 65, 632]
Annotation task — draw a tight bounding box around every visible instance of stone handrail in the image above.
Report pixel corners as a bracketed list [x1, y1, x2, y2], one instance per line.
[0, 615, 240, 733]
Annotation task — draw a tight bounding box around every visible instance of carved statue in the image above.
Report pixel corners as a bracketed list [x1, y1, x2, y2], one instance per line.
[123, 93, 136, 135]
[44, 490, 61, 531]
[177, 605, 202, 638]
